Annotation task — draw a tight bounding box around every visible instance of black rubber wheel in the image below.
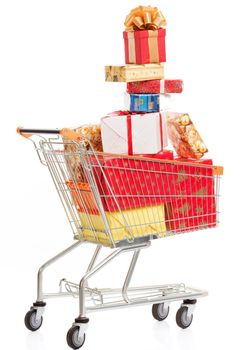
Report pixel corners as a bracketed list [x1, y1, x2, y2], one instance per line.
[176, 306, 193, 329]
[24, 309, 43, 331]
[67, 326, 86, 349]
[152, 303, 170, 321]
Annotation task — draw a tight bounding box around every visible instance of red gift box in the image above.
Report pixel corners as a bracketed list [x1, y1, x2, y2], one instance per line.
[95, 155, 215, 214]
[123, 29, 166, 64]
[127, 79, 183, 94]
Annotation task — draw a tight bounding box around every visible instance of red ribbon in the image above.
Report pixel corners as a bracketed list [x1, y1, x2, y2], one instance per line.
[125, 112, 163, 155]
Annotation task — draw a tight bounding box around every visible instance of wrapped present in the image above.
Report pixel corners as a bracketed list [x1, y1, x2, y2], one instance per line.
[123, 6, 166, 64]
[96, 157, 214, 212]
[105, 64, 164, 82]
[125, 93, 160, 112]
[78, 204, 166, 245]
[127, 80, 184, 94]
[167, 112, 208, 159]
[63, 124, 103, 182]
[101, 111, 168, 155]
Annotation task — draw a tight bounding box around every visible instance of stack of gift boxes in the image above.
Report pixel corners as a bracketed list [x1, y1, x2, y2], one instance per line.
[66, 6, 217, 245]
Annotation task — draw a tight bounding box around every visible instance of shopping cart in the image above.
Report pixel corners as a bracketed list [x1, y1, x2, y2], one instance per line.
[18, 127, 223, 349]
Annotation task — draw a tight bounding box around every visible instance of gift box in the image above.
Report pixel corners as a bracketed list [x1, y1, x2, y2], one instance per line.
[123, 29, 166, 64]
[105, 64, 164, 82]
[123, 6, 167, 64]
[167, 112, 208, 159]
[95, 157, 215, 212]
[101, 111, 167, 155]
[78, 204, 166, 245]
[127, 80, 184, 94]
[125, 93, 160, 113]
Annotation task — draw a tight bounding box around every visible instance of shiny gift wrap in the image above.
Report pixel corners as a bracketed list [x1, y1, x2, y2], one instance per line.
[105, 64, 164, 82]
[167, 112, 208, 159]
[127, 80, 184, 94]
[126, 93, 160, 112]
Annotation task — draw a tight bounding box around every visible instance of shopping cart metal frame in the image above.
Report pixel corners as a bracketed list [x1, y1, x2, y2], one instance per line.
[18, 127, 222, 349]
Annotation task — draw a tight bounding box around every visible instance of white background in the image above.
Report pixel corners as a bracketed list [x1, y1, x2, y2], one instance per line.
[0, 0, 241, 349]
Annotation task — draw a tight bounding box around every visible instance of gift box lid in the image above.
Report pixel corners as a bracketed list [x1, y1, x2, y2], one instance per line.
[123, 28, 166, 39]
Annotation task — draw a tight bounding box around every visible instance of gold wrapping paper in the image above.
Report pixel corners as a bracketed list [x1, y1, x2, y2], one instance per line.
[105, 63, 164, 82]
[127, 30, 160, 63]
[77, 204, 167, 245]
[125, 6, 167, 31]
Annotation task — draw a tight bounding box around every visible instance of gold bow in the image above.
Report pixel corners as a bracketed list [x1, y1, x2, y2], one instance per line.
[124, 6, 167, 31]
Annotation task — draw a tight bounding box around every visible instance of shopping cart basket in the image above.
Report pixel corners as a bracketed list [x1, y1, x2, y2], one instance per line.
[18, 127, 223, 349]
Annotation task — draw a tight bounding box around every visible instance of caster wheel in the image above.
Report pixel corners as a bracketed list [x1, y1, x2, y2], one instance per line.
[152, 303, 170, 321]
[67, 326, 86, 349]
[176, 306, 193, 329]
[24, 309, 43, 331]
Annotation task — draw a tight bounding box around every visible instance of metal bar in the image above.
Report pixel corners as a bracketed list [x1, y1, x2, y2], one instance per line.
[85, 245, 102, 289]
[78, 243, 149, 317]
[37, 240, 84, 301]
[122, 249, 140, 303]
[19, 128, 60, 135]
[86, 289, 208, 313]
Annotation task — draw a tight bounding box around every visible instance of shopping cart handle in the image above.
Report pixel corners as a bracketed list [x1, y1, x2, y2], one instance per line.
[17, 127, 81, 141]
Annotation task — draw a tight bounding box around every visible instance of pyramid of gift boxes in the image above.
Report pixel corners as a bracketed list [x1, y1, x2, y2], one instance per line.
[66, 6, 215, 240]
[102, 6, 207, 159]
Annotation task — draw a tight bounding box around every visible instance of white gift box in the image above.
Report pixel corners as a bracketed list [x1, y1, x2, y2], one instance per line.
[101, 111, 168, 155]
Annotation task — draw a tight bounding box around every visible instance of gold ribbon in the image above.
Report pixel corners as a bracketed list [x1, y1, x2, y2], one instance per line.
[124, 6, 167, 31]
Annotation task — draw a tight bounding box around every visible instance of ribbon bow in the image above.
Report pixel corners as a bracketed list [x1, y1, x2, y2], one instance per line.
[124, 6, 167, 31]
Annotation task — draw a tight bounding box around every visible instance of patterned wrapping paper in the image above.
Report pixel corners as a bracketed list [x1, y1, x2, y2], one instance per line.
[127, 93, 160, 112]
[78, 204, 166, 245]
[123, 29, 166, 64]
[94, 157, 214, 212]
[105, 64, 164, 82]
[127, 80, 184, 94]
[167, 112, 208, 159]
[165, 158, 216, 232]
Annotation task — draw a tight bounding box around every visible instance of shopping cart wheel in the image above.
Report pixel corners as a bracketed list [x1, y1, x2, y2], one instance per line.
[176, 306, 193, 329]
[24, 309, 43, 331]
[152, 303, 170, 321]
[67, 326, 86, 349]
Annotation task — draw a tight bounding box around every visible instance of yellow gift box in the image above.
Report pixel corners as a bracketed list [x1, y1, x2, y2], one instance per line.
[77, 204, 166, 245]
[105, 63, 164, 82]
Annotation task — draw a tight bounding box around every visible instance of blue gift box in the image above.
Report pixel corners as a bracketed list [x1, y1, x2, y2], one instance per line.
[128, 94, 160, 113]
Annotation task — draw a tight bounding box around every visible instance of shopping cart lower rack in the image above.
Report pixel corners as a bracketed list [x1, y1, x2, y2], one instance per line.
[18, 127, 223, 349]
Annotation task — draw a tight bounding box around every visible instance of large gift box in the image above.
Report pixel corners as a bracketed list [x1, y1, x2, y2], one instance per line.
[95, 157, 215, 213]
[123, 6, 166, 64]
[123, 29, 166, 64]
[101, 111, 168, 155]
[78, 204, 166, 245]
[105, 64, 164, 82]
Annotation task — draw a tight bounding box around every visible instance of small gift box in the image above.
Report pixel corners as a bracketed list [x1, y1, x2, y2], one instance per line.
[127, 80, 184, 94]
[105, 64, 164, 82]
[167, 112, 208, 159]
[125, 93, 160, 113]
[123, 6, 166, 64]
[101, 110, 168, 155]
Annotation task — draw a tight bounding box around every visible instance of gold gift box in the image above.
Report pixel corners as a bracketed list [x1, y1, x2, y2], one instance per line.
[77, 204, 166, 245]
[105, 63, 164, 82]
